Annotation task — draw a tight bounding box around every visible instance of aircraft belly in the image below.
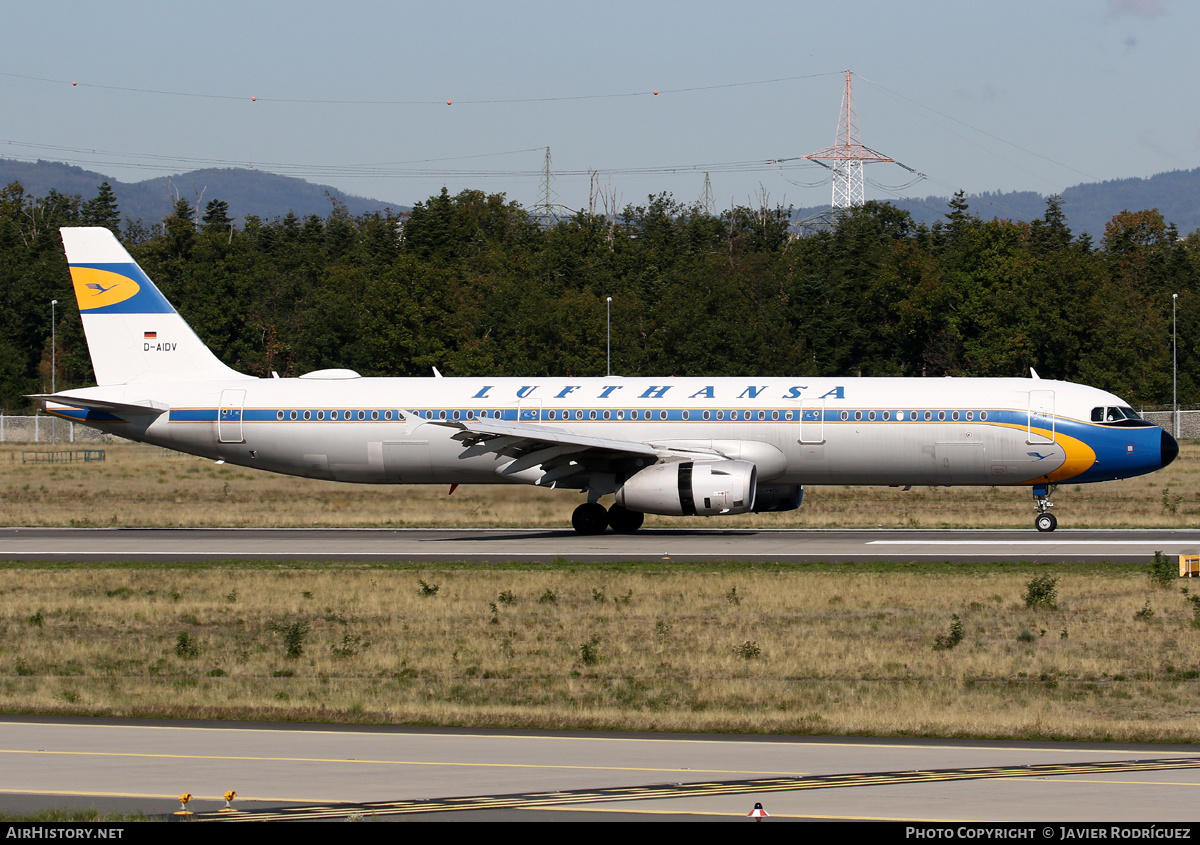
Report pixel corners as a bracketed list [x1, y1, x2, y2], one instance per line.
[981, 428, 1068, 484]
[796, 426, 939, 485]
[790, 424, 1060, 486]
[142, 418, 219, 459]
[222, 426, 381, 482]
[383, 440, 433, 483]
[934, 442, 988, 484]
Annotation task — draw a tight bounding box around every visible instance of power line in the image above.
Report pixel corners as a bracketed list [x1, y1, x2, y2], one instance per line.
[0, 70, 842, 106]
[852, 72, 1101, 185]
[0, 64, 1102, 207]
[0, 137, 829, 182]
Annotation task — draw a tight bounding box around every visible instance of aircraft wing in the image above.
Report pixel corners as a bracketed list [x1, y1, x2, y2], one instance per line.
[424, 415, 664, 486]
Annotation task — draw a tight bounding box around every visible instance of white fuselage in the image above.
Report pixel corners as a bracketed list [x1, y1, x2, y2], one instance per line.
[51, 374, 1166, 490]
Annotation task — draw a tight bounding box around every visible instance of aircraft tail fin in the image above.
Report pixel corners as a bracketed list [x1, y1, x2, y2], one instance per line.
[60, 227, 248, 385]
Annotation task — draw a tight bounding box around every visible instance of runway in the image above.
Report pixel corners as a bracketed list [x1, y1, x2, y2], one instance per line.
[2, 718, 1199, 822]
[3, 527, 1199, 563]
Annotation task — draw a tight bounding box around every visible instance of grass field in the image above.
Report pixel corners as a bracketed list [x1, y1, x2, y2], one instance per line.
[1, 440, 1198, 530]
[2, 442, 1198, 742]
[2, 561, 1200, 742]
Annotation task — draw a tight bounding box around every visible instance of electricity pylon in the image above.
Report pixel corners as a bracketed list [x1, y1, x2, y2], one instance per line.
[802, 70, 894, 208]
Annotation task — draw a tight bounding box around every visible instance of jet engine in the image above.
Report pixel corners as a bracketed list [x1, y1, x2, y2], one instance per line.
[751, 483, 804, 513]
[614, 460, 757, 516]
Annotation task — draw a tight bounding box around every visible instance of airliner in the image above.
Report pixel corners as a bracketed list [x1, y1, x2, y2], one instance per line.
[37, 227, 1179, 534]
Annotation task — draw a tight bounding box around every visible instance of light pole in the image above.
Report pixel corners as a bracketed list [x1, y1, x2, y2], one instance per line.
[50, 299, 57, 395]
[606, 296, 612, 377]
[1173, 293, 1179, 438]
[50, 299, 58, 444]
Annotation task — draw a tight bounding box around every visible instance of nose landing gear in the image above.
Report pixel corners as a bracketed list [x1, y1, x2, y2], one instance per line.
[1033, 484, 1057, 532]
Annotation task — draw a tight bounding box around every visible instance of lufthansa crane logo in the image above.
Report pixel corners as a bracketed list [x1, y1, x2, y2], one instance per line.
[70, 266, 141, 310]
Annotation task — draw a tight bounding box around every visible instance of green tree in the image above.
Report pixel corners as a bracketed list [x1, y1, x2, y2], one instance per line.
[80, 182, 121, 235]
[201, 199, 232, 233]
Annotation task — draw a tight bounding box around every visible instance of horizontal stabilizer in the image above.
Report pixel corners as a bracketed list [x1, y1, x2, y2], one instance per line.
[30, 393, 169, 417]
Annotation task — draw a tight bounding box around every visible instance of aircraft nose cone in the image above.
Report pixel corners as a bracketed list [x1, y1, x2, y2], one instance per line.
[1162, 429, 1180, 468]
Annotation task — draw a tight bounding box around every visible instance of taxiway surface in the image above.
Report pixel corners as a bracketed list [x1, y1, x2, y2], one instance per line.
[2, 527, 1198, 563]
[2, 719, 1199, 822]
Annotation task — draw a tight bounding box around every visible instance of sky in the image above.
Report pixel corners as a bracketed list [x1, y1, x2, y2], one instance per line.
[1, 0, 1197, 216]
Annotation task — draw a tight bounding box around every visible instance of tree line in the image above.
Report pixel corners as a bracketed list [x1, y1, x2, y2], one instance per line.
[1, 180, 1198, 413]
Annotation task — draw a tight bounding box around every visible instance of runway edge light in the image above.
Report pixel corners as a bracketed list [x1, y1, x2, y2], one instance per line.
[174, 793, 193, 816]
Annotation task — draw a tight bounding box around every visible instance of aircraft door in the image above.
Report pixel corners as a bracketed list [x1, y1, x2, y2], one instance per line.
[217, 389, 246, 444]
[518, 398, 542, 423]
[799, 399, 825, 444]
[1028, 390, 1056, 445]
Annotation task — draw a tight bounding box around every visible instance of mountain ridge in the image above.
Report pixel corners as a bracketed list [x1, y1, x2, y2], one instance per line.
[796, 167, 1200, 237]
[0, 159, 408, 225]
[3, 157, 1198, 237]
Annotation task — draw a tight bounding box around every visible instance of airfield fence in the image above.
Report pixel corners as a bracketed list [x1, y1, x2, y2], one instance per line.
[1140, 410, 1200, 439]
[0, 415, 110, 444]
[21, 449, 106, 464]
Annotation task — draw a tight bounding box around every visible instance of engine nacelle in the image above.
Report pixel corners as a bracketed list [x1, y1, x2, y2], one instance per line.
[752, 483, 804, 513]
[614, 460, 757, 516]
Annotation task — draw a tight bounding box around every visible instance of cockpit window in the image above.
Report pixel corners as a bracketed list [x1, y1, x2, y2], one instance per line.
[1093, 405, 1150, 426]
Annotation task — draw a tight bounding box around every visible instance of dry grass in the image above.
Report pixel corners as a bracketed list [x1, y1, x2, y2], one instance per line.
[3, 564, 1200, 741]
[2, 441, 1198, 529]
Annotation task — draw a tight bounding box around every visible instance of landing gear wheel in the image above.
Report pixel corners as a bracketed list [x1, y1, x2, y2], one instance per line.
[1031, 484, 1056, 533]
[571, 502, 609, 535]
[607, 505, 644, 534]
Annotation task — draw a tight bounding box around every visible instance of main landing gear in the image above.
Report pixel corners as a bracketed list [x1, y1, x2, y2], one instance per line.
[571, 503, 645, 535]
[1033, 484, 1057, 532]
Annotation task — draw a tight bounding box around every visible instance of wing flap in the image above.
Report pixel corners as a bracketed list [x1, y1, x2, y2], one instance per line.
[427, 416, 659, 459]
